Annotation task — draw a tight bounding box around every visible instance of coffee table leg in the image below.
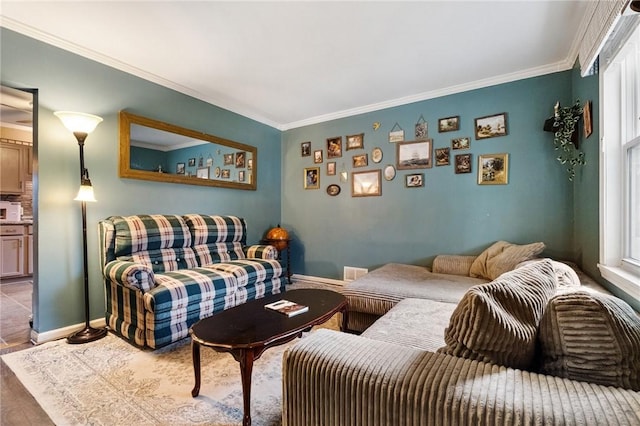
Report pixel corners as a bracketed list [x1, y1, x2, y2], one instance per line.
[238, 349, 255, 426]
[191, 340, 201, 397]
[340, 306, 349, 332]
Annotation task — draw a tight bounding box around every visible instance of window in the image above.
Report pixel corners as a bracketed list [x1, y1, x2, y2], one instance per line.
[600, 20, 640, 297]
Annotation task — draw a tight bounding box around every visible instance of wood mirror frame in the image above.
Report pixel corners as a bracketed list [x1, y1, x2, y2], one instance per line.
[119, 111, 257, 190]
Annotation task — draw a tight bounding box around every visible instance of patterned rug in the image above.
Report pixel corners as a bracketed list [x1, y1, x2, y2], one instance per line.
[2, 315, 339, 426]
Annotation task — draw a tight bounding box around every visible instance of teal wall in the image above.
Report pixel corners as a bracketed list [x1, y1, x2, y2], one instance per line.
[282, 72, 581, 279]
[1, 28, 282, 334]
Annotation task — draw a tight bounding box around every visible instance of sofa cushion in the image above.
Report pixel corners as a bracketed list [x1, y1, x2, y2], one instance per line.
[538, 290, 640, 390]
[111, 215, 192, 256]
[203, 259, 283, 287]
[469, 240, 545, 280]
[438, 259, 557, 370]
[183, 214, 247, 245]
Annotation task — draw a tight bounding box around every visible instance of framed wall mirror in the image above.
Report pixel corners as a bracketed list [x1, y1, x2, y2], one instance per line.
[119, 111, 257, 190]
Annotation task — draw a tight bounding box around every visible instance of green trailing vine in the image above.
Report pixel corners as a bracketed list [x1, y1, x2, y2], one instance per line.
[552, 100, 584, 181]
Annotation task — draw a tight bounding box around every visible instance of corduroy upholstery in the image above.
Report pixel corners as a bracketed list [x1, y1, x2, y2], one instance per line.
[99, 214, 284, 349]
[283, 329, 640, 426]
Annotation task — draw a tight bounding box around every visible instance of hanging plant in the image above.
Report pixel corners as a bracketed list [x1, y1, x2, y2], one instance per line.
[544, 100, 584, 181]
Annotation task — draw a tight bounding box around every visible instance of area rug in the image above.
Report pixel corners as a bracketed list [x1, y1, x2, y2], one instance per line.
[2, 327, 325, 426]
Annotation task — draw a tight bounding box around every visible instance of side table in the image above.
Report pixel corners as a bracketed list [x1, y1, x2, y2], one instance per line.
[262, 238, 291, 284]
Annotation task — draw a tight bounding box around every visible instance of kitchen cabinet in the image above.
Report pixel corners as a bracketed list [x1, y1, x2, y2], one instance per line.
[0, 142, 24, 194]
[1, 225, 24, 277]
[25, 225, 33, 275]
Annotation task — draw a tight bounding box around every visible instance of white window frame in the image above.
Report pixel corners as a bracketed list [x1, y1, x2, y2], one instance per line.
[599, 21, 640, 299]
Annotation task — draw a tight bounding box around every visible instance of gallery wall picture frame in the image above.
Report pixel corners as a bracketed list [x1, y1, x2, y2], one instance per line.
[415, 115, 428, 139]
[583, 100, 593, 138]
[452, 137, 471, 150]
[188, 158, 196, 167]
[176, 162, 185, 174]
[327, 136, 343, 158]
[247, 158, 253, 170]
[326, 184, 341, 196]
[221, 169, 231, 178]
[197, 167, 210, 179]
[235, 151, 246, 168]
[438, 116, 460, 132]
[352, 154, 368, 168]
[214, 166, 221, 178]
[304, 167, 320, 189]
[475, 112, 508, 139]
[478, 153, 509, 185]
[384, 164, 396, 181]
[346, 133, 364, 150]
[239, 170, 246, 182]
[405, 173, 424, 188]
[372, 147, 383, 163]
[223, 154, 233, 165]
[206, 155, 213, 167]
[435, 148, 450, 166]
[396, 139, 433, 170]
[314, 150, 323, 164]
[389, 123, 405, 143]
[327, 161, 336, 176]
[455, 153, 472, 174]
[352, 170, 382, 197]
[301, 141, 311, 157]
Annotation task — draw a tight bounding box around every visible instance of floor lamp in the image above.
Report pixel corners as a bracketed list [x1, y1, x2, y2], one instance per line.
[54, 111, 108, 344]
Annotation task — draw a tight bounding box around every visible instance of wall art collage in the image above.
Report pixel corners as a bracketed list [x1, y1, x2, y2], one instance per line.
[301, 111, 510, 196]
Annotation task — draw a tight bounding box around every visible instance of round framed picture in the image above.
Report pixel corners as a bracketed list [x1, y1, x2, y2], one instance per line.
[383, 165, 396, 181]
[214, 166, 221, 178]
[372, 147, 383, 163]
[326, 184, 341, 196]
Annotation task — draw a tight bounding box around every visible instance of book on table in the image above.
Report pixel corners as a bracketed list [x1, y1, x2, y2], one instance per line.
[264, 299, 309, 317]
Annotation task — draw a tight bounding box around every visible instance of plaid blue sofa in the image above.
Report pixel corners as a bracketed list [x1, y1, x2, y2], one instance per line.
[98, 214, 285, 349]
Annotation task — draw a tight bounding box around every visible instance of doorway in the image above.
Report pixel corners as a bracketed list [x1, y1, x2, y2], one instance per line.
[0, 85, 36, 349]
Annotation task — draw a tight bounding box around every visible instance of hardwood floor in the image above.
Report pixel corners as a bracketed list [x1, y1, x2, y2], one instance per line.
[1, 278, 53, 425]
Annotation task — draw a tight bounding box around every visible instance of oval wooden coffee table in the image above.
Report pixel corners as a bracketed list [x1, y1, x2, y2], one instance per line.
[189, 288, 347, 426]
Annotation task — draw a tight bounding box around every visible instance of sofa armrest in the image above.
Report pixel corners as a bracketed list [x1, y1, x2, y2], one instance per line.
[244, 244, 278, 260]
[104, 260, 156, 292]
[282, 329, 640, 426]
[431, 254, 477, 276]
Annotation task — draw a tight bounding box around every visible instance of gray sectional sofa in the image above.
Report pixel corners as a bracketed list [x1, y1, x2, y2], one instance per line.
[282, 242, 640, 425]
[98, 214, 285, 349]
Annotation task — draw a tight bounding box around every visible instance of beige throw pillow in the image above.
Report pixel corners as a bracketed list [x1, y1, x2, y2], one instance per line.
[469, 240, 545, 280]
[438, 259, 557, 370]
[538, 291, 640, 390]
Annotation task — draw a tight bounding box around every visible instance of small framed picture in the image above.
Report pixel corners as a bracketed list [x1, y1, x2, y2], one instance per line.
[475, 112, 508, 139]
[326, 184, 341, 196]
[352, 170, 382, 197]
[301, 141, 311, 157]
[396, 139, 432, 170]
[435, 148, 450, 166]
[314, 150, 323, 163]
[327, 137, 343, 158]
[415, 121, 428, 139]
[405, 173, 424, 188]
[352, 154, 368, 168]
[247, 158, 253, 170]
[327, 161, 336, 175]
[206, 156, 213, 167]
[223, 154, 233, 165]
[188, 158, 196, 167]
[239, 170, 246, 182]
[346, 133, 364, 150]
[221, 169, 230, 178]
[176, 162, 185, 174]
[583, 100, 592, 139]
[478, 153, 509, 185]
[304, 167, 320, 189]
[438, 116, 460, 133]
[455, 154, 472, 174]
[452, 137, 471, 150]
[214, 166, 221, 178]
[196, 167, 210, 179]
[371, 147, 383, 163]
[389, 124, 404, 143]
[383, 164, 396, 181]
[198, 156, 204, 167]
[235, 152, 246, 168]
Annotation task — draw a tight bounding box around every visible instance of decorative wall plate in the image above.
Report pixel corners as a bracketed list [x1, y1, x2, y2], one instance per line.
[372, 147, 383, 163]
[326, 184, 341, 196]
[383, 165, 396, 181]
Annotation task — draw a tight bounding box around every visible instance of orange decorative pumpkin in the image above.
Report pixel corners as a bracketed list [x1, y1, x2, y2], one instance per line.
[266, 225, 289, 251]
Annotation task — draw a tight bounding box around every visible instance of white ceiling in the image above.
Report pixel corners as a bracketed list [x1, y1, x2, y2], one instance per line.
[0, 1, 592, 130]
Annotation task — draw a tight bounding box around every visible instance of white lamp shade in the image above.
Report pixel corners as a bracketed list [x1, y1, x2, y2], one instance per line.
[74, 183, 96, 202]
[54, 111, 103, 134]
